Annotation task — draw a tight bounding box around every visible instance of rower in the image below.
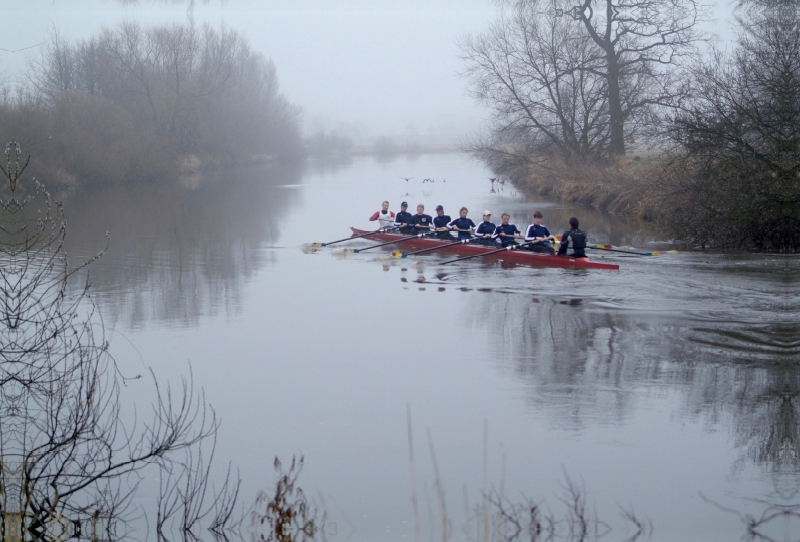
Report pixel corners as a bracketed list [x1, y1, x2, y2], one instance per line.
[492, 213, 522, 247]
[432, 205, 453, 240]
[448, 207, 476, 240]
[394, 201, 414, 234]
[369, 200, 396, 229]
[474, 211, 496, 245]
[557, 217, 588, 258]
[408, 204, 433, 234]
[523, 211, 556, 254]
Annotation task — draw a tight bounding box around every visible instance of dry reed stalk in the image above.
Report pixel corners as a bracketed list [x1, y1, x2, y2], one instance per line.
[407, 403, 422, 542]
[426, 428, 451, 542]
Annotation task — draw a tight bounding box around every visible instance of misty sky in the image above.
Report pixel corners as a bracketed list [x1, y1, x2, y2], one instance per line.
[7, 0, 734, 145]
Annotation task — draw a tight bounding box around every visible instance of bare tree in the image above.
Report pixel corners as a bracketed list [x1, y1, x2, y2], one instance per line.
[553, 0, 703, 156]
[460, 0, 611, 168]
[475, 0, 703, 160]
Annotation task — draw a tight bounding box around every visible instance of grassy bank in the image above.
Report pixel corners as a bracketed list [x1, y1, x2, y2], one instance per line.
[494, 155, 665, 222]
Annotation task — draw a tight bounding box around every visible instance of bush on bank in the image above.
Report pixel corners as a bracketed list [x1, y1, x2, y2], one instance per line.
[0, 93, 176, 186]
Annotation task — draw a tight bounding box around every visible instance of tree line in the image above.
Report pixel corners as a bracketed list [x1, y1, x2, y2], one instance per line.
[461, 0, 800, 250]
[0, 21, 303, 185]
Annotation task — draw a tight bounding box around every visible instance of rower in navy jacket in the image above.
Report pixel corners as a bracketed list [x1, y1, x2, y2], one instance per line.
[394, 201, 414, 234]
[432, 205, 453, 239]
[557, 217, 588, 258]
[474, 211, 496, 245]
[408, 204, 434, 234]
[448, 207, 476, 240]
[523, 211, 556, 254]
[369, 200, 396, 228]
[492, 213, 522, 247]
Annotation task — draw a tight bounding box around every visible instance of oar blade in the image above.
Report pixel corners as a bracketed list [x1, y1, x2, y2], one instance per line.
[299, 244, 319, 254]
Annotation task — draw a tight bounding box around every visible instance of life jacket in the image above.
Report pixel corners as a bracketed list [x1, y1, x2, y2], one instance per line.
[376, 210, 395, 227]
[566, 229, 587, 250]
[562, 228, 587, 257]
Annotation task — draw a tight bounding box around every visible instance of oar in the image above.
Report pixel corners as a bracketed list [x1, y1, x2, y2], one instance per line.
[333, 231, 435, 253]
[390, 236, 478, 258]
[440, 239, 537, 265]
[587, 245, 678, 256]
[309, 226, 399, 247]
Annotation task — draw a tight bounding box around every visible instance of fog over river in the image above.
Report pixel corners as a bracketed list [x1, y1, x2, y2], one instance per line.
[58, 153, 799, 541]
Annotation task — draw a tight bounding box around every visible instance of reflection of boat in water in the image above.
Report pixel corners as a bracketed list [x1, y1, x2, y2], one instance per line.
[350, 228, 620, 270]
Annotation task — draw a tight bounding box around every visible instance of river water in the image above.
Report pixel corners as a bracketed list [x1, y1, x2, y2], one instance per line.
[57, 153, 799, 542]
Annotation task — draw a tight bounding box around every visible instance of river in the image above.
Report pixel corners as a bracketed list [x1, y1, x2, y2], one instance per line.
[56, 153, 799, 541]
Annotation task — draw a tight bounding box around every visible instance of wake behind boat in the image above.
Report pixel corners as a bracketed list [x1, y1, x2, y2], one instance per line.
[349, 228, 620, 270]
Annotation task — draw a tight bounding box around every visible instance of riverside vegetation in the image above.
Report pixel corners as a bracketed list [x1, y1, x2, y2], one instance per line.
[0, 21, 303, 187]
[0, 141, 329, 542]
[461, 0, 800, 250]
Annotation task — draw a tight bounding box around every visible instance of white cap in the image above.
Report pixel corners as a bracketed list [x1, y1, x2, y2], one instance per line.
[483, 210, 491, 216]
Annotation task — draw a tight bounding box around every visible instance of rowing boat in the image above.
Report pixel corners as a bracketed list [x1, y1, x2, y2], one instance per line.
[350, 228, 620, 270]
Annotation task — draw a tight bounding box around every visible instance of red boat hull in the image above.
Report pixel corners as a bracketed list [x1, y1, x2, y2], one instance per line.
[350, 228, 620, 270]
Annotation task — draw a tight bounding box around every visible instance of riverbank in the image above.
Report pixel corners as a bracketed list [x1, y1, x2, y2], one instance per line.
[491, 155, 662, 220]
[495, 153, 800, 251]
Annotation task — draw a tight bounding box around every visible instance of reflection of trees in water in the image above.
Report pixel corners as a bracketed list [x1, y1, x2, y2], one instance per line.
[0, 145, 325, 541]
[58, 163, 303, 328]
[469, 290, 800, 499]
[0, 144, 235, 541]
[732, 366, 800, 500]
[467, 297, 652, 428]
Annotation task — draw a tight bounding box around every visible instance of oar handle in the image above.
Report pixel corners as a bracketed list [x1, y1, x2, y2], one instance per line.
[315, 226, 399, 247]
[587, 245, 658, 256]
[354, 231, 435, 253]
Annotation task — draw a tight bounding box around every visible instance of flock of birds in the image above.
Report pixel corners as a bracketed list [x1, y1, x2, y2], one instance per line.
[398, 176, 512, 195]
[400, 177, 445, 183]
[400, 176, 506, 185]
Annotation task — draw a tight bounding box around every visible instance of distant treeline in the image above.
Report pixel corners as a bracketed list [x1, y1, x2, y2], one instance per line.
[304, 131, 451, 159]
[1, 22, 303, 185]
[462, 0, 800, 250]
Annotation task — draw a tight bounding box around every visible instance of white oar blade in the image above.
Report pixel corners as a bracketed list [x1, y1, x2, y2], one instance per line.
[299, 244, 319, 254]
